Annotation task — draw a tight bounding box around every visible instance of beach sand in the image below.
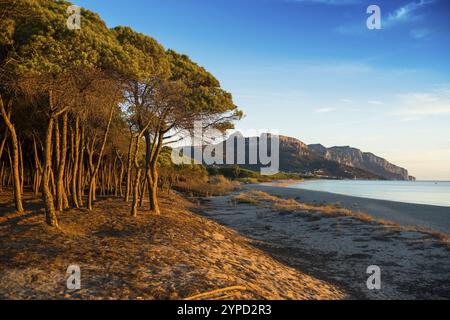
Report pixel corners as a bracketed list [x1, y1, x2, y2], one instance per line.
[256, 183, 450, 234]
[198, 184, 450, 299]
[0, 190, 344, 300]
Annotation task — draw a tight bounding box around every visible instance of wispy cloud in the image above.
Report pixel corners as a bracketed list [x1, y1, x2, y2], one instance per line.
[300, 62, 373, 75]
[290, 0, 363, 5]
[315, 107, 336, 113]
[391, 88, 450, 118]
[385, 0, 435, 28]
[410, 28, 432, 39]
[336, 0, 436, 37]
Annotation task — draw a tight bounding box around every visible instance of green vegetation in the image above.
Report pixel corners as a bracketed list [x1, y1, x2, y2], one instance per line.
[0, 0, 241, 226]
[207, 166, 303, 183]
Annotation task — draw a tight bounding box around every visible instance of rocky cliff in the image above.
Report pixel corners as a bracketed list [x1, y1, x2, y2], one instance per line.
[308, 144, 411, 180]
[189, 134, 413, 180]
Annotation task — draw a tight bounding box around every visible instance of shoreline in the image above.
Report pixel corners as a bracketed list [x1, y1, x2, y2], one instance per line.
[247, 184, 450, 234]
[264, 179, 450, 208]
[199, 188, 450, 299]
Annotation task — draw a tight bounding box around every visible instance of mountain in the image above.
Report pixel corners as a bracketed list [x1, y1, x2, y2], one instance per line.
[275, 136, 384, 179]
[189, 134, 413, 180]
[308, 144, 412, 180]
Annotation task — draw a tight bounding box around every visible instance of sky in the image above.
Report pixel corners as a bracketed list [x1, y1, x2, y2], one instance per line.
[73, 0, 450, 180]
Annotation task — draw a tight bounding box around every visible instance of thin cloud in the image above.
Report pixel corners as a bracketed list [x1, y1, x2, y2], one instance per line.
[410, 28, 432, 39]
[391, 88, 450, 118]
[315, 107, 336, 113]
[301, 62, 373, 75]
[290, 0, 362, 4]
[336, 0, 436, 36]
[385, 0, 435, 28]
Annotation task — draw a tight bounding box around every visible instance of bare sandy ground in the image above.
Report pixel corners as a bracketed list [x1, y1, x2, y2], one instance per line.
[198, 187, 450, 299]
[0, 191, 344, 300]
[255, 183, 450, 234]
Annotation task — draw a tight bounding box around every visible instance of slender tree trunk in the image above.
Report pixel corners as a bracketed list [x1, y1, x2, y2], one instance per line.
[0, 130, 8, 169]
[18, 139, 24, 193]
[113, 157, 118, 196]
[32, 136, 43, 195]
[54, 120, 60, 171]
[125, 128, 133, 202]
[119, 160, 124, 197]
[43, 115, 58, 227]
[0, 131, 8, 192]
[87, 105, 114, 210]
[148, 133, 163, 215]
[131, 136, 141, 217]
[0, 162, 4, 192]
[71, 117, 80, 208]
[6, 145, 12, 187]
[57, 112, 68, 212]
[139, 175, 147, 207]
[0, 96, 24, 212]
[77, 125, 85, 206]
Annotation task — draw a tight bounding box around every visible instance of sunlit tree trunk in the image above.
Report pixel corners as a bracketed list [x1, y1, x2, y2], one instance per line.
[0, 96, 24, 213]
[77, 124, 85, 206]
[131, 136, 141, 217]
[148, 132, 163, 215]
[57, 112, 68, 212]
[71, 117, 80, 208]
[125, 127, 133, 202]
[18, 139, 24, 193]
[32, 135, 43, 195]
[43, 114, 58, 227]
[87, 105, 114, 210]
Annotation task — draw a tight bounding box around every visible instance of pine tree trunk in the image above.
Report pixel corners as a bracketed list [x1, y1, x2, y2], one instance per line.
[57, 112, 68, 212]
[125, 128, 133, 202]
[71, 117, 80, 208]
[87, 105, 114, 210]
[148, 133, 163, 215]
[43, 116, 58, 227]
[18, 140, 24, 193]
[77, 125, 85, 206]
[0, 131, 8, 192]
[131, 136, 141, 217]
[0, 96, 24, 213]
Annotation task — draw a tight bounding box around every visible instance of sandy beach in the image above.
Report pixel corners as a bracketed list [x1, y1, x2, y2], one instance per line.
[198, 184, 450, 299]
[255, 183, 450, 234]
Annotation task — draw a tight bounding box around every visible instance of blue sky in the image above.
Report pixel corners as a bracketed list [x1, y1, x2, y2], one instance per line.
[74, 0, 450, 180]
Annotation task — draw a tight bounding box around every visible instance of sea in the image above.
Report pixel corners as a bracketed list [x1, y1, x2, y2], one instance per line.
[290, 180, 450, 207]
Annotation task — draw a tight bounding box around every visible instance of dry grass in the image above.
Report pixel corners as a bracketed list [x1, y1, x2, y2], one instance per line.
[234, 190, 375, 222]
[174, 175, 240, 197]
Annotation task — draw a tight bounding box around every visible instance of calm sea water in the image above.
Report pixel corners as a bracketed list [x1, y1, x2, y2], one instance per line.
[291, 180, 450, 207]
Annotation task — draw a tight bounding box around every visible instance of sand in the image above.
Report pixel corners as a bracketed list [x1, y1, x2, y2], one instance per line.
[0, 190, 344, 300]
[198, 185, 450, 299]
[254, 183, 450, 234]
